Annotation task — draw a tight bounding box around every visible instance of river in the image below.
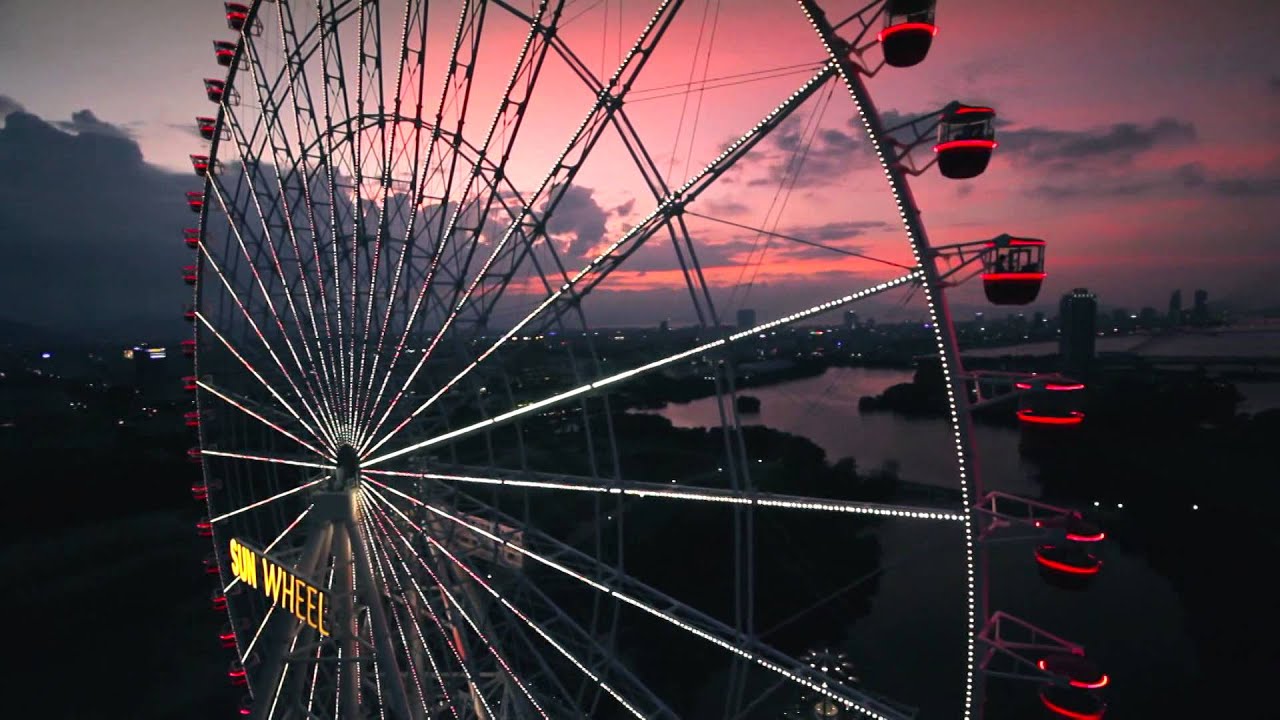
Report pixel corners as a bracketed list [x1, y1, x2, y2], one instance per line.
[641, 367, 1199, 718]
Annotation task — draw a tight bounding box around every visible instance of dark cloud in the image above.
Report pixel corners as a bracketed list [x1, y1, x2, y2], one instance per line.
[0, 107, 192, 340]
[54, 109, 133, 139]
[0, 94, 24, 121]
[1027, 161, 1280, 202]
[542, 185, 613, 258]
[997, 118, 1197, 170]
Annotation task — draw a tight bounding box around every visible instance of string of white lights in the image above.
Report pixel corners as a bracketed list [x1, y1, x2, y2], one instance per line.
[210, 477, 325, 525]
[197, 379, 333, 460]
[365, 487, 651, 719]
[363, 271, 918, 468]
[362, 479, 912, 719]
[363, 467, 962, 521]
[795, 3, 982, 717]
[203, 449, 331, 470]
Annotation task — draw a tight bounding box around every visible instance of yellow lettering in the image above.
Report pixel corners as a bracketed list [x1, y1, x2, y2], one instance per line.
[317, 590, 328, 636]
[305, 585, 317, 628]
[229, 539, 242, 579]
[280, 569, 296, 611]
[263, 559, 285, 603]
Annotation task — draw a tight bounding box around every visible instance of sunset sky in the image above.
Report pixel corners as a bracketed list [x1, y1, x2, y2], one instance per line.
[2, 0, 1278, 340]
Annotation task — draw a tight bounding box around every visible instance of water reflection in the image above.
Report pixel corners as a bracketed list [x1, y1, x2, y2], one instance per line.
[642, 367, 1196, 718]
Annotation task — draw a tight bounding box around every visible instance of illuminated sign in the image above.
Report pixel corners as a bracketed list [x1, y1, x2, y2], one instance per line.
[229, 538, 329, 636]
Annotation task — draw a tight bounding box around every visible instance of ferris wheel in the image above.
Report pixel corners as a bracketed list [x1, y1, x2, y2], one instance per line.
[181, 1, 1111, 718]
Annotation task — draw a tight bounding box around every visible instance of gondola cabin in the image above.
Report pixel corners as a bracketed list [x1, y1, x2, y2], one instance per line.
[192, 482, 209, 501]
[185, 410, 202, 427]
[982, 235, 1046, 305]
[190, 155, 211, 177]
[228, 659, 249, 687]
[182, 339, 197, 358]
[195, 517, 213, 537]
[197, 116, 217, 140]
[204, 553, 221, 576]
[238, 696, 253, 717]
[183, 375, 199, 392]
[1035, 543, 1102, 590]
[1040, 685, 1107, 720]
[225, 3, 251, 32]
[185, 228, 200, 249]
[188, 447, 204, 464]
[183, 265, 199, 286]
[184, 306, 197, 323]
[1038, 653, 1109, 690]
[204, 79, 226, 104]
[879, 0, 938, 68]
[213, 40, 237, 67]
[211, 589, 228, 612]
[186, 191, 205, 214]
[1017, 379, 1085, 426]
[935, 105, 997, 179]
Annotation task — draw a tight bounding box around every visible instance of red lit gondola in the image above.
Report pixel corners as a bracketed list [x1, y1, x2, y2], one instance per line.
[183, 264, 199, 286]
[238, 696, 253, 717]
[1018, 380, 1085, 427]
[184, 375, 199, 392]
[184, 227, 200, 249]
[1040, 684, 1106, 720]
[1038, 653, 1109, 690]
[982, 236, 1045, 305]
[196, 116, 217, 140]
[183, 306, 197, 323]
[204, 79, 226, 104]
[188, 447, 204, 464]
[935, 105, 997, 179]
[225, 3, 251, 32]
[182, 339, 197, 358]
[212, 589, 228, 612]
[879, 0, 937, 68]
[203, 553, 221, 576]
[192, 482, 209, 501]
[186, 191, 205, 214]
[196, 517, 213, 537]
[1035, 544, 1102, 591]
[190, 154, 211, 177]
[213, 40, 237, 67]
[1035, 513, 1105, 544]
[185, 410, 201, 427]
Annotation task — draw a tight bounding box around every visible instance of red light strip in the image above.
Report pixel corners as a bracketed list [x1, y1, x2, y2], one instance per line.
[1015, 382, 1033, 390]
[1017, 410, 1085, 425]
[954, 106, 994, 115]
[1040, 692, 1105, 720]
[1045, 383, 1086, 391]
[981, 272, 1047, 281]
[1067, 531, 1106, 543]
[1035, 552, 1102, 575]
[877, 22, 938, 43]
[934, 139, 998, 152]
[1072, 675, 1110, 689]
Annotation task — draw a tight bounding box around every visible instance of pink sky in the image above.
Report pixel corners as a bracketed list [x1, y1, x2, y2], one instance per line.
[1, 0, 1278, 333]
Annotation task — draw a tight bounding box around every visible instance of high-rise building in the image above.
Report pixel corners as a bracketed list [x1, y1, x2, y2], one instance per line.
[736, 308, 757, 329]
[1168, 289, 1183, 326]
[658, 319, 670, 333]
[1059, 288, 1097, 375]
[1192, 289, 1209, 325]
[843, 310, 860, 330]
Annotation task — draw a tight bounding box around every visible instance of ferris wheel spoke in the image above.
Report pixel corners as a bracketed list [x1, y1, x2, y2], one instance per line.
[356, 0, 563, 451]
[363, 272, 917, 467]
[216, 99, 345, 437]
[203, 449, 331, 470]
[362, 499, 500, 720]
[355, 509, 437, 718]
[235, 19, 345, 428]
[193, 283, 335, 452]
[273, 0, 353, 439]
[358, 0, 678, 452]
[210, 475, 325, 526]
[362, 480, 917, 720]
[198, 379, 334, 459]
[363, 491, 555, 719]
[366, 486, 674, 720]
[359, 60, 841, 460]
[364, 466, 962, 521]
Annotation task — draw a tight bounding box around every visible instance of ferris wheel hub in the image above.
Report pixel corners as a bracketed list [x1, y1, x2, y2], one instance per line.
[333, 445, 360, 490]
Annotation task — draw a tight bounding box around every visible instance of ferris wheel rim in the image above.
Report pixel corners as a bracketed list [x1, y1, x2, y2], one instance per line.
[183, 1, 1008, 718]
